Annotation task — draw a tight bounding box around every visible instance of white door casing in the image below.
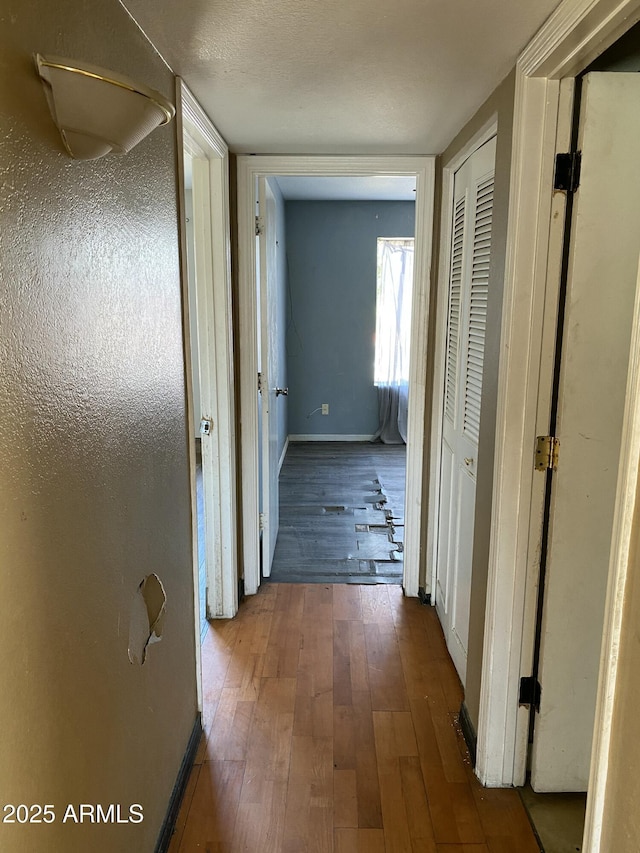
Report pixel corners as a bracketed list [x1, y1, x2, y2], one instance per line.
[436, 138, 496, 685]
[237, 156, 435, 598]
[529, 72, 640, 793]
[177, 82, 238, 628]
[257, 178, 280, 576]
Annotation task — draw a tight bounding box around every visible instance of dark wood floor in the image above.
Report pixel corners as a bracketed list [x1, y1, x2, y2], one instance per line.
[169, 583, 541, 852]
[271, 442, 406, 584]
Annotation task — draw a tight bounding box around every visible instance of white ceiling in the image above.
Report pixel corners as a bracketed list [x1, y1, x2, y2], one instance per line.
[274, 175, 416, 201]
[124, 0, 562, 156]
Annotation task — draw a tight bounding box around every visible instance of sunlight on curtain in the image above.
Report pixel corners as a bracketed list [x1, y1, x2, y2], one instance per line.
[374, 237, 414, 444]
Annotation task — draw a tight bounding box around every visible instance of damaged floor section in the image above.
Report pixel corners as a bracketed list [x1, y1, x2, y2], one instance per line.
[269, 441, 406, 584]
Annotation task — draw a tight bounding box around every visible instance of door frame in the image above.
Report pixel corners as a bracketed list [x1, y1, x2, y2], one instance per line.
[177, 80, 238, 639]
[237, 155, 435, 596]
[476, 0, 640, 840]
[427, 116, 497, 620]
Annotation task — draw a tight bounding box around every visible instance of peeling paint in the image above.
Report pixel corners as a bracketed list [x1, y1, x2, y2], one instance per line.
[128, 573, 166, 665]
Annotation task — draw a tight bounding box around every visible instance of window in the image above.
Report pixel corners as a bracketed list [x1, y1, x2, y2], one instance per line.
[374, 237, 415, 386]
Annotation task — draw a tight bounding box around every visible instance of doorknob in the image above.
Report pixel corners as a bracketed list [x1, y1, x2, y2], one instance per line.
[275, 387, 288, 396]
[464, 457, 474, 467]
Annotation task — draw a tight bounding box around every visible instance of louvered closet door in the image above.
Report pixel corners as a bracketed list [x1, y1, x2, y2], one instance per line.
[435, 136, 496, 686]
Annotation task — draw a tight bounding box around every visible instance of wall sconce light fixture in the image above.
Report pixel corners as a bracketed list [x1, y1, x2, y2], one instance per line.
[35, 54, 175, 160]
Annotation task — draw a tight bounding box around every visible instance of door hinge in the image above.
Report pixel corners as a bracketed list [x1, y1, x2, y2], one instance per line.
[255, 215, 264, 236]
[259, 512, 264, 531]
[554, 151, 581, 193]
[257, 371, 262, 392]
[535, 435, 560, 471]
[519, 676, 541, 712]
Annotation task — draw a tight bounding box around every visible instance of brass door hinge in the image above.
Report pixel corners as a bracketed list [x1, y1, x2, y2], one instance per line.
[535, 435, 560, 471]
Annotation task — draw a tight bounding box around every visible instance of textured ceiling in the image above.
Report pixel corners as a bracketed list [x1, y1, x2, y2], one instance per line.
[123, 0, 561, 155]
[274, 176, 416, 201]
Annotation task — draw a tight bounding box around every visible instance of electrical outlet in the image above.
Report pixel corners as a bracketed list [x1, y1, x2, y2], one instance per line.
[321, 403, 329, 415]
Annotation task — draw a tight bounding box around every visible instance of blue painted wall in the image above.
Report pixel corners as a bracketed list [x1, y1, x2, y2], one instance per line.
[285, 201, 415, 437]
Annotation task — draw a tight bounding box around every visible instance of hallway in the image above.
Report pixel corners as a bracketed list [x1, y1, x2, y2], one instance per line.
[169, 584, 540, 852]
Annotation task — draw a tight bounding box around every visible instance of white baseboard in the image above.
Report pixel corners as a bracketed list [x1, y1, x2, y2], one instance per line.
[278, 436, 289, 474]
[288, 434, 376, 442]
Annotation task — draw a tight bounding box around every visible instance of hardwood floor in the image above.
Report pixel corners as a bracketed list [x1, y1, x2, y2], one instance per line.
[169, 584, 541, 852]
[271, 442, 406, 584]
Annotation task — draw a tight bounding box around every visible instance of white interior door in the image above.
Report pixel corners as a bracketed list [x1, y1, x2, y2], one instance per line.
[258, 177, 280, 575]
[435, 137, 496, 685]
[191, 154, 220, 618]
[530, 73, 640, 792]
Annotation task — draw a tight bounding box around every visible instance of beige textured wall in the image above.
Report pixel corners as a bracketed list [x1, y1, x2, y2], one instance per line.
[0, 2, 197, 851]
[430, 71, 516, 731]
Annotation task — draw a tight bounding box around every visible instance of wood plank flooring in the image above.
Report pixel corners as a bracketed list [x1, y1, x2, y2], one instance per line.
[169, 584, 541, 852]
[271, 442, 406, 584]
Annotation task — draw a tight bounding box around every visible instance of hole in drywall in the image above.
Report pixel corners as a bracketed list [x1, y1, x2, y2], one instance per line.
[128, 573, 167, 665]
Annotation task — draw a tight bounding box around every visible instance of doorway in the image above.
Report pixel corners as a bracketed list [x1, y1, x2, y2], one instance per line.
[527, 71, 640, 793]
[178, 81, 238, 655]
[476, 0, 640, 781]
[237, 157, 435, 597]
[514, 61, 640, 853]
[473, 6, 640, 852]
[260, 180, 415, 584]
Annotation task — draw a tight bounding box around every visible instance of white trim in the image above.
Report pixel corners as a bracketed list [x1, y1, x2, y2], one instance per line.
[178, 81, 238, 620]
[175, 82, 202, 711]
[476, 0, 640, 823]
[512, 77, 576, 789]
[445, 118, 498, 174]
[426, 116, 497, 601]
[520, 0, 640, 78]
[237, 155, 435, 599]
[288, 434, 378, 442]
[477, 74, 566, 787]
[278, 436, 289, 474]
[583, 257, 640, 853]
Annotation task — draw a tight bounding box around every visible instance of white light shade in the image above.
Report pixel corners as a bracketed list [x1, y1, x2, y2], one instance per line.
[35, 54, 175, 160]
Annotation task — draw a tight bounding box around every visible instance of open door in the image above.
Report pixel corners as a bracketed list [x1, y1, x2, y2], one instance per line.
[257, 177, 282, 576]
[530, 73, 640, 792]
[435, 137, 496, 685]
[190, 154, 221, 625]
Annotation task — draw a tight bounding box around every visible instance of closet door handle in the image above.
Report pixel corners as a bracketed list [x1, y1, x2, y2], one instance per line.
[275, 387, 288, 396]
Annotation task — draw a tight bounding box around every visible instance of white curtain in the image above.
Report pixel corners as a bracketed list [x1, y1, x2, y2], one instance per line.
[374, 238, 414, 444]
